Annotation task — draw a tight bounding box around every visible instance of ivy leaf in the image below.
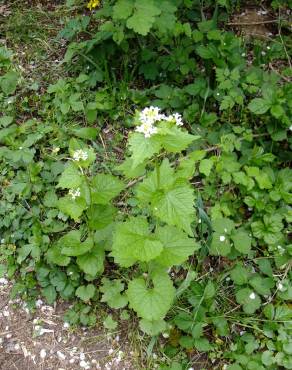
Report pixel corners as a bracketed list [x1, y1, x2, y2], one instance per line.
[155, 225, 200, 266]
[57, 162, 82, 189]
[75, 284, 96, 302]
[139, 318, 167, 335]
[126, 0, 161, 36]
[128, 132, 161, 168]
[248, 98, 271, 114]
[59, 231, 94, 256]
[91, 174, 124, 204]
[235, 288, 261, 314]
[231, 231, 252, 254]
[100, 278, 128, 309]
[127, 272, 175, 321]
[111, 217, 163, 267]
[76, 245, 104, 276]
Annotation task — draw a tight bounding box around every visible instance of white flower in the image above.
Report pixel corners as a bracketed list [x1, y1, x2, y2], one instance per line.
[219, 235, 225, 242]
[1, 238, 5, 244]
[139, 106, 161, 125]
[277, 282, 285, 292]
[173, 112, 183, 126]
[249, 292, 256, 300]
[136, 121, 158, 138]
[68, 188, 81, 200]
[73, 149, 88, 161]
[40, 349, 47, 359]
[162, 333, 169, 338]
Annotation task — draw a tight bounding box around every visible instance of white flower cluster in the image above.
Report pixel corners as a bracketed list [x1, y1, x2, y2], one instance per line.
[72, 149, 88, 161]
[69, 188, 81, 200]
[136, 106, 184, 138]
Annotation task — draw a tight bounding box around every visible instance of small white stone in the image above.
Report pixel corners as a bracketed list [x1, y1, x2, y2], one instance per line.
[108, 348, 114, 355]
[162, 333, 169, 338]
[40, 349, 47, 359]
[80, 353, 85, 360]
[63, 322, 70, 329]
[249, 292, 256, 300]
[219, 235, 225, 242]
[57, 351, 66, 360]
[14, 343, 20, 350]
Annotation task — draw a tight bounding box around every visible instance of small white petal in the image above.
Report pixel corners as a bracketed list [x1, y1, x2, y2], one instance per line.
[219, 235, 225, 242]
[249, 292, 256, 300]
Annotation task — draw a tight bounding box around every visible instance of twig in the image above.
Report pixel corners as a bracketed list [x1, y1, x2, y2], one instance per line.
[227, 20, 280, 26]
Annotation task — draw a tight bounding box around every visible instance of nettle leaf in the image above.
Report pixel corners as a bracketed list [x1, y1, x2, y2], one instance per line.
[155, 225, 200, 267]
[59, 230, 94, 256]
[58, 196, 87, 221]
[76, 245, 104, 276]
[248, 98, 271, 115]
[111, 217, 163, 267]
[91, 174, 124, 204]
[100, 278, 128, 309]
[127, 272, 175, 321]
[128, 132, 161, 168]
[231, 230, 252, 254]
[57, 162, 82, 189]
[235, 288, 261, 314]
[126, 0, 161, 36]
[75, 284, 96, 302]
[199, 159, 214, 176]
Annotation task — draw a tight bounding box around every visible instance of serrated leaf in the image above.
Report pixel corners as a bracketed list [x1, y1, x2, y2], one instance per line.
[128, 132, 161, 168]
[157, 125, 198, 153]
[155, 225, 199, 266]
[58, 196, 87, 221]
[59, 230, 94, 256]
[209, 232, 231, 256]
[230, 264, 250, 285]
[103, 315, 118, 330]
[111, 217, 163, 267]
[231, 231, 252, 254]
[87, 204, 117, 230]
[57, 163, 82, 189]
[91, 174, 124, 204]
[100, 278, 128, 309]
[139, 318, 167, 335]
[76, 245, 104, 276]
[127, 272, 175, 321]
[249, 275, 274, 296]
[199, 159, 214, 176]
[0, 70, 19, 95]
[75, 284, 96, 302]
[235, 288, 261, 314]
[248, 98, 271, 114]
[126, 0, 161, 36]
[113, 0, 134, 19]
[46, 245, 71, 266]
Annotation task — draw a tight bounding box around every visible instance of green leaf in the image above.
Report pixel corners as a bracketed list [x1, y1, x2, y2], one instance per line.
[46, 245, 71, 266]
[126, 0, 161, 36]
[230, 264, 250, 285]
[155, 225, 199, 266]
[103, 315, 118, 330]
[87, 204, 117, 230]
[152, 185, 196, 235]
[248, 98, 271, 114]
[127, 272, 175, 321]
[113, 0, 134, 20]
[235, 288, 261, 314]
[111, 217, 163, 267]
[128, 132, 161, 168]
[91, 174, 124, 204]
[41, 285, 57, 305]
[0, 70, 19, 95]
[212, 218, 235, 234]
[59, 231, 94, 256]
[57, 163, 82, 189]
[100, 278, 128, 309]
[194, 337, 213, 352]
[231, 231, 252, 254]
[76, 245, 104, 276]
[139, 318, 167, 336]
[199, 159, 214, 176]
[157, 125, 198, 153]
[75, 284, 96, 302]
[249, 275, 274, 296]
[209, 232, 231, 256]
[58, 196, 87, 221]
[72, 127, 99, 140]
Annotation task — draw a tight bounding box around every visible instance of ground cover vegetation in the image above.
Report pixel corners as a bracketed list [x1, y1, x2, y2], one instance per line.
[0, 0, 292, 368]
